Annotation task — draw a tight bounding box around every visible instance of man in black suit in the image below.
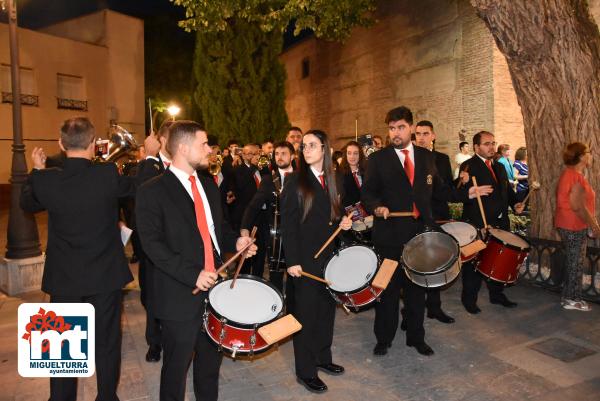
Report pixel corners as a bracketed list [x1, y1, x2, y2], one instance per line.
[458, 131, 524, 314]
[412, 120, 456, 325]
[231, 143, 268, 277]
[20, 117, 158, 401]
[136, 121, 256, 401]
[362, 107, 490, 357]
[241, 141, 295, 292]
[134, 120, 174, 363]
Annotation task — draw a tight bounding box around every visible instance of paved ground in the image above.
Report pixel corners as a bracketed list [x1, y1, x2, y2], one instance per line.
[2, 210, 600, 400]
[2, 269, 600, 401]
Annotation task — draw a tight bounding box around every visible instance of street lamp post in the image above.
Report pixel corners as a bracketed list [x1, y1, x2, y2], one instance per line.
[2, 0, 41, 259]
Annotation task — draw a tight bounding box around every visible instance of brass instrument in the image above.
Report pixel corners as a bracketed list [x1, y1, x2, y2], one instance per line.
[208, 154, 223, 176]
[257, 155, 270, 170]
[93, 124, 140, 172]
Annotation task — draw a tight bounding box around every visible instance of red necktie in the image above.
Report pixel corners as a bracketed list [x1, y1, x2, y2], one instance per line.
[253, 171, 260, 188]
[485, 160, 498, 183]
[319, 173, 326, 189]
[352, 171, 361, 188]
[188, 176, 215, 272]
[163, 161, 170, 169]
[213, 175, 219, 185]
[401, 149, 419, 218]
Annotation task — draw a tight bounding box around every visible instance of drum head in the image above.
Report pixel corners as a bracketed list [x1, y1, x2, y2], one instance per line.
[489, 228, 530, 249]
[209, 277, 283, 325]
[324, 246, 378, 292]
[403, 231, 459, 274]
[441, 221, 478, 247]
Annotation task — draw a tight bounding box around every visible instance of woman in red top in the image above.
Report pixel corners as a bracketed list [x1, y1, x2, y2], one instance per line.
[555, 142, 600, 311]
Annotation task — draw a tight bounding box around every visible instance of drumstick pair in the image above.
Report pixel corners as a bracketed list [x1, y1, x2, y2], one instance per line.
[192, 236, 257, 295]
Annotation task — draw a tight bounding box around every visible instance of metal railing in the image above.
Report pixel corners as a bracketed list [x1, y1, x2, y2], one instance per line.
[1, 91, 39, 106]
[57, 97, 87, 111]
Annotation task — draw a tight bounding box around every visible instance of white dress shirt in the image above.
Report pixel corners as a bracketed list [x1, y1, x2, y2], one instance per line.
[394, 142, 415, 169]
[169, 164, 221, 255]
[278, 167, 293, 187]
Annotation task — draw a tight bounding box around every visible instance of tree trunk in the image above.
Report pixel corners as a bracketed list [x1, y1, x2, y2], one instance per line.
[470, 0, 600, 239]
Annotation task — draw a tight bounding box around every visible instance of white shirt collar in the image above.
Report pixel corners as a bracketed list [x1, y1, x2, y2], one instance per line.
[159, 151, 171, 164]
[476, 153, 490, 164]
[310, 165, 324, 181]
[169, 164, 196, 183]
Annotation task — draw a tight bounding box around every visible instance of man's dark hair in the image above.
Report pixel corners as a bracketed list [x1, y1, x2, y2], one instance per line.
[60, 117, 95, 150]
[227, 139, 239, 147]
[207, 134, 219, 147]
[385, 106, 413, 125]
[166, 120, 205, 156]
[273, 141, 295, 154]
[459, 141, 469, 150]
[262, 137, 274, 145]
[289, 126, 303, 134]
[416, 120, 434, 130]
[157, 120, 174, 139]
[473, 131, 494, 146]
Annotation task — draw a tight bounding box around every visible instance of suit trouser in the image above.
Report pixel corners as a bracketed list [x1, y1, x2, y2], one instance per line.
[139, 256, 162, 348]
[159, 316, 223, 401]
[461, 261, 505, 306]
[49, 290, 123, 401]
[374, 219, 425, 345]
[425, 288, 442, 313]
[292, 278, 336, 378]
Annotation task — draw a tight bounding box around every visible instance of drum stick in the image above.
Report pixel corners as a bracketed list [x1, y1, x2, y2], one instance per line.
[388, 211, 416, 218]
[192, 237, 257, 295]
[472, 176, 488, 228]
[230, 226, 258, 289]
[313, 213, 350, 259]
[299, 271, 331, 285]
[521, 181, 540, 205]
[456, 164, 470, 188]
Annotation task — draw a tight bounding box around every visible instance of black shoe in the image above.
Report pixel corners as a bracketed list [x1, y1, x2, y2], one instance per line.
[400, 319, 407, 331]
[427, 310, 455, 324]
[373, 342, 391, 356]
[296, 376, 327, 393]
[317, 363, 344, 375]
[406, 341, 434, 356]
[490, 297, 518, 308]
[145, 345, 161, 362]
[462, 302, 481, 314]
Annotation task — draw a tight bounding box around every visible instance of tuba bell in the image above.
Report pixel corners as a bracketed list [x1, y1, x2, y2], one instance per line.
[105, 124, 140, 162]
[257, 155, 270, 170]
[208, 154, 223, 176]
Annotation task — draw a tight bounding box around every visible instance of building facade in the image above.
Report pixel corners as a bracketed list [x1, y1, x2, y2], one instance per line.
[0, 10, 144, 184]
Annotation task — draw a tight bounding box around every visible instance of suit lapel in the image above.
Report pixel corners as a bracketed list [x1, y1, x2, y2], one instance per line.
[413, 147, 426, 189]
[385, 147, 411, 187]
[162, 170, 197, 228]
[198, 175, 222, 241]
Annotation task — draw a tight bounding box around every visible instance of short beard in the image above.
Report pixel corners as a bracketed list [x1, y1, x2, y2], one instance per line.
[276, 161, 290, 170]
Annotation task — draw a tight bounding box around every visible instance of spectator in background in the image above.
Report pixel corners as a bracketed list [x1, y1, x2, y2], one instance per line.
[513, 146, 529, 202]
[332, 150, 343, 170]
[496, 144, 516, 188]
[454, 141, 471, 179]
[555, 142, 600, 311]
[372, 135, 384, 150]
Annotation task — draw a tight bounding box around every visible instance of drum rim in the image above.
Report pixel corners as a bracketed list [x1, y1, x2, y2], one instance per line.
[441, 220, 480, 246]
[487, 228, 531, 251]
[206, 274, 284, 328]
[204, 313, 273, 355]
[323, 243, 381, 294]
[402, 231, 460, 275]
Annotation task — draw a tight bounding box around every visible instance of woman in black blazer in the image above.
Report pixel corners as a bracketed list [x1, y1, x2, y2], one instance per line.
[281, 130, 352, 393]
[338, 140, 367, 207]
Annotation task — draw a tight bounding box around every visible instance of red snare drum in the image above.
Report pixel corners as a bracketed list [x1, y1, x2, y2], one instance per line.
[476, 228, 530, 284]
[203, 275, 284, 357]
[323, 244, 382, 311]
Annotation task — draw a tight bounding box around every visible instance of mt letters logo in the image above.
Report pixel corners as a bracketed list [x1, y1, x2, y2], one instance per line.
[18, 303, 95, 377]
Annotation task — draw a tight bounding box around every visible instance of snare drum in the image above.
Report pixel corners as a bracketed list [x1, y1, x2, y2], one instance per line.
[323, 244, 382, 311]
[476, 228, 530, 284]
[441, 221, 480, 262]
[402, 231, 461, 288]
[204, 275, 284, 356]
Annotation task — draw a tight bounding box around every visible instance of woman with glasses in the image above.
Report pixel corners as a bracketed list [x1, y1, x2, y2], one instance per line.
[280, 130, 352, 393]
[555, 142, 600, 311]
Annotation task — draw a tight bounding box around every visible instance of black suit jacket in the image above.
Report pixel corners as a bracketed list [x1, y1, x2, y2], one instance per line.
[20, 158, 134, 296]
[231, 163, 260, 228]
[459, 156, 517, 230]
[361, 146, 465, 249]
[135, 170, 238, 321]
[240, 170, 285, 231]
[340, 169, 364, 208]
[431, 150, 454, 220]
[280, 172, 339, 276]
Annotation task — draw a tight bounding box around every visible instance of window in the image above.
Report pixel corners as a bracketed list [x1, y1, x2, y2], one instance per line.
[57, 73, 87, 111]
[1, 64, 39, 106]
[301, 57, 310, 79]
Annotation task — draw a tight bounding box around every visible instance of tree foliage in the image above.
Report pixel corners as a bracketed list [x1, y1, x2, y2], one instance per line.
[193, 19, 289, 144]
[172, 0, 376, 41]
